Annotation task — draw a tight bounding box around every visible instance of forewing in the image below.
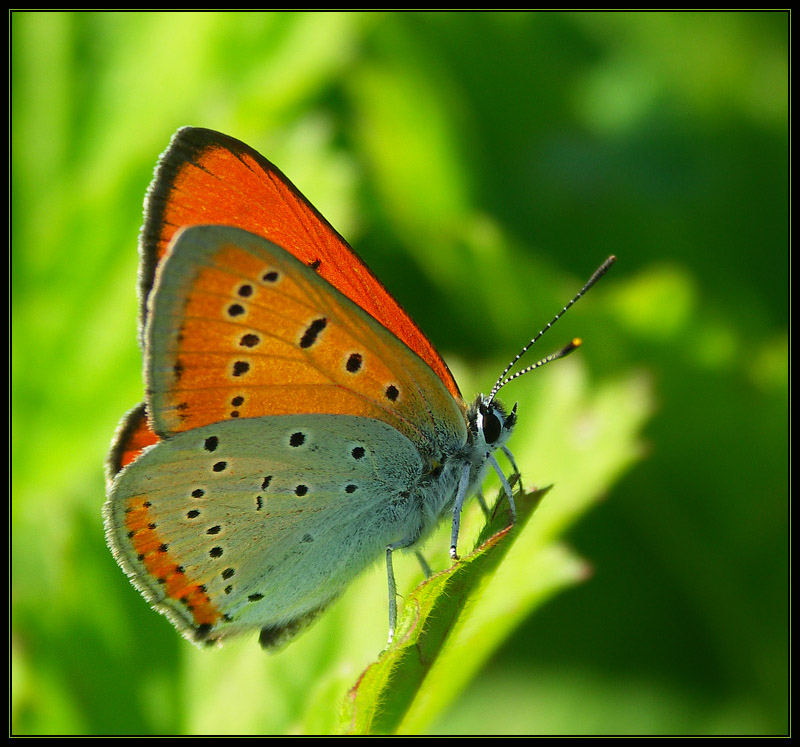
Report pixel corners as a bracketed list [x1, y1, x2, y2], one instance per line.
[145, 225, 467, 458]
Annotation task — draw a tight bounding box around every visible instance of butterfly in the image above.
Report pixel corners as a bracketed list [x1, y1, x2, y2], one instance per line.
[103, 127, 614, 650]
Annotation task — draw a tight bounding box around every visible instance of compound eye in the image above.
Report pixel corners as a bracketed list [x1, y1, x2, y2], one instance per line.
[482, 407, 502, 444]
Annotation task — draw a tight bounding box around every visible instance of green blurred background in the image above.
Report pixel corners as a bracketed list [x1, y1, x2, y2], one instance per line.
[11, 11, 787, 735]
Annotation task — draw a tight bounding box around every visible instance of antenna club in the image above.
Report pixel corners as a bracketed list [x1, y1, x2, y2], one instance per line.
[558, 338, 581, 358]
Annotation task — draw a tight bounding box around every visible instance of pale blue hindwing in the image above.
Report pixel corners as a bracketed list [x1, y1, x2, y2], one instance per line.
[105, 413, 433, 641]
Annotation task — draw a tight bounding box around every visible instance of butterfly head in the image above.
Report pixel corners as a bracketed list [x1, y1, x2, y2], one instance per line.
[469, 395, 517, 455]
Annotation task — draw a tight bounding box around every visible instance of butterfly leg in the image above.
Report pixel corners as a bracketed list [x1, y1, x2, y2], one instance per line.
[415, 550, 433, 579]
[489, 453, 517, 522]
[502, 446, 523, 492]
[449, 462, 472, 561]
[386, 535, 418, 645]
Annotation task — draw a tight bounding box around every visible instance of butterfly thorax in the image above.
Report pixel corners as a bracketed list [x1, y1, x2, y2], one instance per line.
[414, 394, 516, 531]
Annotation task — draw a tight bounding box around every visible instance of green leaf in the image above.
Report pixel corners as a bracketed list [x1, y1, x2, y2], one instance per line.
[340, 485, 573, 734]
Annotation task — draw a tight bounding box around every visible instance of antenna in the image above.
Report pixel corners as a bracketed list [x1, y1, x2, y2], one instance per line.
[488, 255, 616, 402]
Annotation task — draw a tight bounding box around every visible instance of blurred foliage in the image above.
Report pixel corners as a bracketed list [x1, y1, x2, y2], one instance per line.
[11, 10, 787, 736]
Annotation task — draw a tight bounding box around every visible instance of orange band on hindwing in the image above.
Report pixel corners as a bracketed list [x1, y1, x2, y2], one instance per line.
[123, 496, 221, 629]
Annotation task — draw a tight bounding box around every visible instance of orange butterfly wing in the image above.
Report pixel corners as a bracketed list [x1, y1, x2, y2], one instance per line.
[108, 403, 157, 475]
[146, 224, 465, 454]
[141, 128, 459, 398]
[111, 128, 460, 474]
